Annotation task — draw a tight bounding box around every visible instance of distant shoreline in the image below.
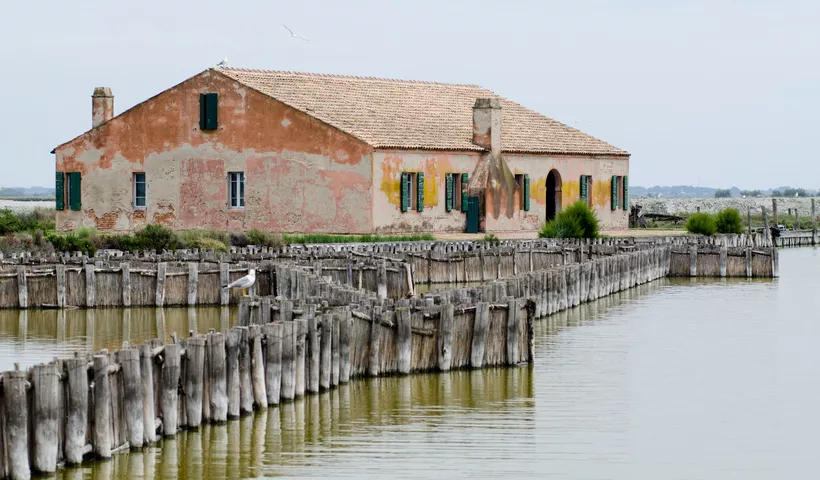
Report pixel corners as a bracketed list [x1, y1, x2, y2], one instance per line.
[0, 196, 55, 202]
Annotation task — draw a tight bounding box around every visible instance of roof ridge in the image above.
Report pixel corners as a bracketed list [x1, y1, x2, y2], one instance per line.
[215, 67, 482, 88]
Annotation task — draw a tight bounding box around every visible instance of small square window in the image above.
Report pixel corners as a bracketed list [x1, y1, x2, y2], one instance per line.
[229, 172, 245, 209]
[134, 172, 146, 209]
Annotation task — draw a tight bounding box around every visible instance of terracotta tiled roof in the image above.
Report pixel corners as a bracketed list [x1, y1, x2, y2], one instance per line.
[217, 68, 628, 156]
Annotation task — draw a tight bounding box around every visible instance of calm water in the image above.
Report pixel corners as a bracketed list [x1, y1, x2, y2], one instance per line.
[1, 248, 817, 479]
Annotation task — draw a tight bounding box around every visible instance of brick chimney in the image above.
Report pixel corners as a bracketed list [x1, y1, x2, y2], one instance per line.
[472, 98, 502, 154]
[92, 87, 114, 128]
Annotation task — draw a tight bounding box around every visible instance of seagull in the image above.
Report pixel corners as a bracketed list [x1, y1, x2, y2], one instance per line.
[216, 56, 228, 68]
[223, 268, 256, 297]
[283, 24, 309, 41]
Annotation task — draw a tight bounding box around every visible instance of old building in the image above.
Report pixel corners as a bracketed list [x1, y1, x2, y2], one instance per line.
[52, 67, 630, 234]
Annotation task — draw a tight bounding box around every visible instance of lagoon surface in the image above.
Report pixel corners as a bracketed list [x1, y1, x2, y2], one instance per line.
[0, 248, 817, 479]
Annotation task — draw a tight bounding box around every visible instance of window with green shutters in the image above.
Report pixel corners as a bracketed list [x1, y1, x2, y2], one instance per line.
[523, 174, 531, 211]
[611, 175, 619, 210]
[67, 172, 82, 211]
[580, 175, 588, 201]
[461, 173, 469, 212]
[445, 174, 454, 212]
[200, 93, 218, 130]
[55, 172, 65, 211]
[400, 172, 411, 212]
[416, 172, 424, 212]
[622, 175, 629, 210]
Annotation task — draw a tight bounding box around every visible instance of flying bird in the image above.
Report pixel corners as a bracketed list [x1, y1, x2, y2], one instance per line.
[216, 56, 228, 68]
[223, 268, 256, 297]
[283, 24, 309, 41]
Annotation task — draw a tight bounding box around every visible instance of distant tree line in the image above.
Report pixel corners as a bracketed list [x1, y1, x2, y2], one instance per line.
[714, 188, 816, 198]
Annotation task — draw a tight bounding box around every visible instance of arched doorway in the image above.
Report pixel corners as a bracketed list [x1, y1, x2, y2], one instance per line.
[546, 169, 562, 221]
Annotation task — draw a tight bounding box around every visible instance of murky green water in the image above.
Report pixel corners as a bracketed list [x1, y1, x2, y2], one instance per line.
[2, 248, 818, 479]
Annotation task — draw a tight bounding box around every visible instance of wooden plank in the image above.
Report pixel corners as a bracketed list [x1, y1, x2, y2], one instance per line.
[320, 314, 332, 390]
[368, 307, 382, 377]
[187, 262, 198, 305]
[262, 322, 282, 405]
[295, 319, 307, 397]
[121, 262, 131, 307]
[16, 266, 27, 309]
[506, 297, 519, 365]
[64, 357, 88, 465]
[470, 302, 490, 368]
[225, 328, 241, 418]
[31, 363, 59, 473]
[339, 311, 352, 384]
[438, 303, 453, 371]
[220, 262, 230, 305]
[155, 262, 167, 306]
[307, 315, 320, 392]
[238, 326, 253, 415]
[119, 347, 144, 448]
[56, 264, 66, 308]
[281, 321, 296, 400]
[138, 344, 157, 444]
[331, 315, 341, 386]
[207, 332, 228, 422]
[249, 326, 267, 409]
[5, 369, 30, 480]
[396, 307, 412, 374]
[184, 336, 206, 428]
[85, 264, 96, 307]
[160, 343, 181, 436]
[92, 354, 112, 459]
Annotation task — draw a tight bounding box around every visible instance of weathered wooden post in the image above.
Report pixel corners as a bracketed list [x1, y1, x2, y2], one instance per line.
[438, 302, 453, 371]
[85, 263, 96, 307]
[92, 354, 112, 459]
[225, 328, 241, 417]
[368, 307, 382, 377]
[31, 363, 59, 473]
[471, 302, 490, 368]
[65, 356, 88, 464]
[238, 298, 251, 327]
[56, 264, 67, 308]
[377, 260, 388, 300]
[506, 297, 519, 365]
[187, 262, 198, 305]
[772, 198, 778, 227]
[396, 307, 412, 374]
[5, 368, 30, 480]
[184, 336, 206, 428]
[281, 321, 297, 400]
[16, 266, 27, 309]
[220, 262, 230, 305]
[262, 322, 282, 405]
[119, 347, 145, 447]
[160, 343, 181, 436]
[339, 310, 352, 384]
[156, 262, 167, 306]
[320, 314, 332, 390]
[719, 245, 728, 278]
[138, 344, 157, 443]
[295, 319, 307, 397]
[307, 315, 320, 393]
[249, 326, 267, 409]
[207, 331, 228, 422]
[237, 327, 253, 414]
[331, 315, 341, 386]
[762, 206, 770, 245]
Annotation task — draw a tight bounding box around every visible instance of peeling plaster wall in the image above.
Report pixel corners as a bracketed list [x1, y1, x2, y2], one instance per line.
[373, 150, 629, 233]
[54, 71, 374, 233]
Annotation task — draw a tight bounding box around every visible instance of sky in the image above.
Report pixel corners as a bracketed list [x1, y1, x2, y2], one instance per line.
[1, 0, 818, 190]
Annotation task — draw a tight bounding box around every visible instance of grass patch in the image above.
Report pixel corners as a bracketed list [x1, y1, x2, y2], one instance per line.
[280, 233, 435, 244]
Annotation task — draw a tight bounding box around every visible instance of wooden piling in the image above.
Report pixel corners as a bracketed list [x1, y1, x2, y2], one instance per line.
[160, 343, 181, 436]
[506, 297, 519, 364]
[225, 328, 241, 417]
[121, 262, 131, 307]
[156, 262, 167, 307]
[5, 369, 30, 480]
[207, 332, 228, 422]
[308, 315, 320, 393]
[219, 262, 230, 305]
[238, 298, 251, 327]
[281, 321, 296, 400]
[295, 319, 307, 397]
[16, 266, 27, 309]
[85, 264, 96, 307]
[471, 302, 490, 368]
[92, 354, 111, 459]
[238, 327, 253, 414]
[118, 347, 144, 448]
[64, 357, 88, 465]
[772, 198, 778, 226]
[31, 363, 59, 473]
[368, 307, 381, 377]
[56, 264, 66, 308]
[184, 336, 206, 428]
[339, 311, 352, 384]
[438, 303, 453, 372]
[320, 314, 332, 390]
[331, 315, 341, 386]
[396, 307, 412, 374]
[249, 325, 267, 409]
[187, 263, 198, 305]
[262, 322, 282, 405]
[138, 344, 157, 443]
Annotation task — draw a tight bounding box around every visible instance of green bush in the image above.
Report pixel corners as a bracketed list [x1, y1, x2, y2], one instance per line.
[685, 213, 717, 235]
[247, 229, 285, 249]
[482, 233, 500, 246]
[538, 200, 599, 239]
[715, 208, 743, 234]
[186, 236, 229, 253]
[133, 224, 182, 251]
[46, 230, 96, 255]
[181, 229, 230, 247]
[0, 208, 56, 235]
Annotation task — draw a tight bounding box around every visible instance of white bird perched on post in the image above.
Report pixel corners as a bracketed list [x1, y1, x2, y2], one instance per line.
[223, 268, 256, 297]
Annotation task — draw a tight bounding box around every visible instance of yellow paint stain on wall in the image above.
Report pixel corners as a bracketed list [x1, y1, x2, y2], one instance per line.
[563, 180, 580, 206]
[591, 180, 610, 208]
[380, 153, 403, 207]
[530, 177, 547, 204]
[422, 157, 448, 208]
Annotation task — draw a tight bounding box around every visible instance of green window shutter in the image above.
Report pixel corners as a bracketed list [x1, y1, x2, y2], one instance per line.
[580, 175, 588, 201]
[611, 175, 618, 210]
[68, 172, 82, 211]
[461, 173, 469, 212]
[400, 172, 409, 212]
[445, 174, 454, 212]
[55, 172, 65, 211]
[416, 172, 424, 212]
[622, 175, 629, 210]
[200, 93, 218, 130]
[523, 174, 530, 211]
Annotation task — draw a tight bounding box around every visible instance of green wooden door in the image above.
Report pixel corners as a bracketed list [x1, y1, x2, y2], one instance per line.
[466, 196, 480, 234]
